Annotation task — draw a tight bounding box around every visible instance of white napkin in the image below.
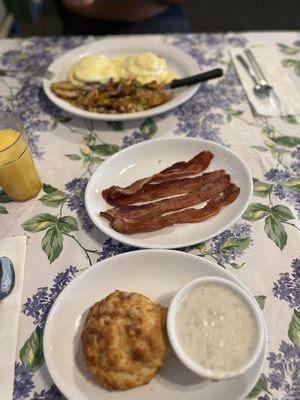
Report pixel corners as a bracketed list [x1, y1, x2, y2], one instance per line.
[0, 236, 26, 400]
[231, 46, 300, 117]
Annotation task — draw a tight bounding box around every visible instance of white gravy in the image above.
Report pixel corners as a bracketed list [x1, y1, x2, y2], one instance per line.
[176, 282, 257, 374]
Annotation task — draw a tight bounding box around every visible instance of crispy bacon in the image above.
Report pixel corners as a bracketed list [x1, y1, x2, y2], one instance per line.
[100, 174, 231, 222]
[109, 169, 226, 206]
[110, 184, 240, 234]
[102, 150, 214, 202]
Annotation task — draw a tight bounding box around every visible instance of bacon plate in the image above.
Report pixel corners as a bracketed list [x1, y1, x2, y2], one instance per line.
[111, 183, 240, 234]
[100, 174, 231, 222]
[102, 150, 214, 202]
[109, 169, 225, 206]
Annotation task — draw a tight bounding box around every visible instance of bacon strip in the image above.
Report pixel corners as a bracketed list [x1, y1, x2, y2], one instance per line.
[102, 151, 214, 202]
[100, 174, 231, 222]
[109, 169, 225, 206]
[111, 184, 240, 234]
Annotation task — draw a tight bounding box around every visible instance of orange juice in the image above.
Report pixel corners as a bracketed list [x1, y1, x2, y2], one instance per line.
[0, 129, 42, 201]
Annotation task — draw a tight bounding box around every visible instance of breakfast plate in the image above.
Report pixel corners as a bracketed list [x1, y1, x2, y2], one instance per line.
[43, 250, 267, 400]
[43, 37, 201, 121]
[85, 138, 253, 248]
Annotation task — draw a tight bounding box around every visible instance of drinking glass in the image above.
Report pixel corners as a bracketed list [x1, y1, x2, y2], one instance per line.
[0, 112, 42, 201]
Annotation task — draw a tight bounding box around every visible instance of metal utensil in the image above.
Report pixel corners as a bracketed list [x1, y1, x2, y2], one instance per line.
[165, 68, 224, 89]
[244, 49, 283, 114]
[0, 256, 15, 300]
[72, 69, 224, 92]
[236, 55, 271, 98]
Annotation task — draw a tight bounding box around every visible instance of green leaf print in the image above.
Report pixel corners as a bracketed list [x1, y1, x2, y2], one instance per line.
[282, 59, 298, 68]
[220, 237, 250, 251]
[42, 183, 57, 194]
[282, 178, 300, 191]
[51, 121, 58, 130]
[281, 115, 297, 124]
[0, 188, 12, 203]
[271, 136, 300, 148]
[264, 139, 275, 149]
[107, 121, 124, 131]
[229, 262, 245, 269]
[295, 62, 300, 76]
[12, 53, 29, 61]
[253, 178, 273, 198]
[19, 326, 44, 372]
[54, 115, 72, 123]
[261, 128, 275, 138]
[271, 148, 291, 162]
[57, 216, 79, 233]
[251, 146, 268, 152]
[198, 243, 206, 254]
[246, 373, 268, 399]
[89, 143, 119, 156]
[93, 156, 104, 164]
[278, 43, 299, 55]
[288, 309, 300, 349]
[22, 214, 57, 232]
[243, 203, 270, 221]
[264, 215, 287, 250]
[42, 226, 63, 263]
[65, 154, 81, 161]
[140, 118, 157, 136]
[0, 205, 8, 214]
[270, 205, 294, 221]
[225, 108, 243, 122]
[39, 190, 68, 208]
[255, 295, 266, 310]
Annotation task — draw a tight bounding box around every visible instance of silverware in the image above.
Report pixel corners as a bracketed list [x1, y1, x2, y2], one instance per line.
[236, 55, 271, 98]
[244, 49, 283, 114]
[0, 256, 15, 300]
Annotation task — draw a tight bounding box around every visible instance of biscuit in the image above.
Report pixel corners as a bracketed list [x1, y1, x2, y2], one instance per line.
[81, 290, 168, 390]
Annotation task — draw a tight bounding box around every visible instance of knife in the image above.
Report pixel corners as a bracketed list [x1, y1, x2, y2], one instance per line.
[165, 68, 223, 89]
[244, 49, 283, 115]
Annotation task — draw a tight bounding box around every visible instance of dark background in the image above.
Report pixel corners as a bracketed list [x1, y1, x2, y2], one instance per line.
[19, 0, 300, 36]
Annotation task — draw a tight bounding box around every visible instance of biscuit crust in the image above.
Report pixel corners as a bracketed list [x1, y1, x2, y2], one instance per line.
[81, 290, 168, 390]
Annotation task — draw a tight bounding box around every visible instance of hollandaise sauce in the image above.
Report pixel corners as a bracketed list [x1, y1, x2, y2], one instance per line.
[68, 52, 177, 86]
[0, 129, 41, 201]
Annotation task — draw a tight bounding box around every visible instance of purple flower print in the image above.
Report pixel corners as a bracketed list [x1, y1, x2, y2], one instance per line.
[273, 258, 300, 310]
[98, 238, 135, 261]
[22, 266, 79, 329]
[32, 385, 63, 399]
[13, 362, 35, 400]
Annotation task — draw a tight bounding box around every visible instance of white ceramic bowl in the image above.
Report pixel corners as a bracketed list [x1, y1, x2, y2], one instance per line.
[167, 276, 265, 380]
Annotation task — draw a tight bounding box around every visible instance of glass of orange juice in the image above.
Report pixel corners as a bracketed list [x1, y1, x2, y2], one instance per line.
[0, 112, 42, 201]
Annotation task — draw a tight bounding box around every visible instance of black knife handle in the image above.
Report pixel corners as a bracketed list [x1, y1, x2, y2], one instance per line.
[170, 68, 223, 89]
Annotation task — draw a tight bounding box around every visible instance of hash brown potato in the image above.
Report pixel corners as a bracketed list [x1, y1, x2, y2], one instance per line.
[81, 290, 168, 390]
[51, 79, 172, 114]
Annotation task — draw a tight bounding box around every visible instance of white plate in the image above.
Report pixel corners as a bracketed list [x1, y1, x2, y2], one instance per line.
[44, 250, 267, 400]
[85, 138, 253, 249]
[43, 37, 200, 121]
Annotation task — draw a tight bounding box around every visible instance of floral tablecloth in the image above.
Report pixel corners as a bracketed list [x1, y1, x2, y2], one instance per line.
[0, 32, 299, 400]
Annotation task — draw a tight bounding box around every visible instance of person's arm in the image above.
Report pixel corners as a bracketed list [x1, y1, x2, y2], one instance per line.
[63, 0, 187, 6]
[61, 0, 168, 21]
[159, 0, 187, 3]
[62, 0, 94, 7]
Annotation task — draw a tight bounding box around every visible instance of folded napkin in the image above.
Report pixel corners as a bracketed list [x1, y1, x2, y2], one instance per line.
[231, 46, 300, 117]
[0, 236, 26, 400]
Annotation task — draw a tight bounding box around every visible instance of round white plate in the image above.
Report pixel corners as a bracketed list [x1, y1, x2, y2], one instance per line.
[43, 37, 200, 121]
[44, 250, 267, 400]
[85, 138, 253, 249]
